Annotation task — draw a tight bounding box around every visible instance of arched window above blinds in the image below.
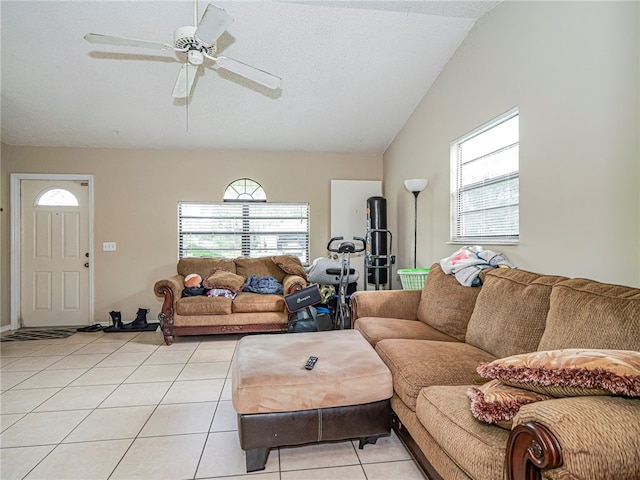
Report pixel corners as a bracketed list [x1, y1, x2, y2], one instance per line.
[223, 178, 266, 201]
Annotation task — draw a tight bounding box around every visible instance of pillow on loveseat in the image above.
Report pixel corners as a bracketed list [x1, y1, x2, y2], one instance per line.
[204, 270, 246, 294]
[477, 349, 640, 398]
[272, 255, 307, 279]
[466, 379, 552, 429]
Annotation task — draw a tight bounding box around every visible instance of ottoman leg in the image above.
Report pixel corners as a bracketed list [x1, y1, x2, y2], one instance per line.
[246, 447, 270, 472]
[358, 435, 380, 449]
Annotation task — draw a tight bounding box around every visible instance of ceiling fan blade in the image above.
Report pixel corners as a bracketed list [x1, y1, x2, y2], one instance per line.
[84, 33, 173, 51]
[195, 4, 234, 45]
[216, 56, 281, 90]
[172, 63, 200, 98]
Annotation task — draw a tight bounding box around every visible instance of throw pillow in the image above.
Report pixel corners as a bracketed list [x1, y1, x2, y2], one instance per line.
[272, 255, 307, 279]
[466, 380, 552, 429]
[477, 349, 640, 398]
[204, 270, 246, 294]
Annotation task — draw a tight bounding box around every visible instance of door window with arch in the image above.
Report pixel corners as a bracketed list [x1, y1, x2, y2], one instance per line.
[36, 188, 79, 206]
[178, 178, 310, 263]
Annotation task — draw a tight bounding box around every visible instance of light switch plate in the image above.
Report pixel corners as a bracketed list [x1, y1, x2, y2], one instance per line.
[103, 242, 117, 252]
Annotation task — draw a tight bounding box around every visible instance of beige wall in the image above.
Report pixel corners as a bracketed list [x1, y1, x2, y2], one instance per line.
[0, 151, 6, 327]
[0, 145, 381, 326]
[384, 1, 640, 287]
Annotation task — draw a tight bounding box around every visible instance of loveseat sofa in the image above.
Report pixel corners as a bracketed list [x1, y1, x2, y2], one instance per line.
[351, 264, 640, 480]
[154, 256, 307, 345]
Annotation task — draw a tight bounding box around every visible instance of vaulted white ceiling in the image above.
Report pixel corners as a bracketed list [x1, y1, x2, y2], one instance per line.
[1, 1, 500, 154]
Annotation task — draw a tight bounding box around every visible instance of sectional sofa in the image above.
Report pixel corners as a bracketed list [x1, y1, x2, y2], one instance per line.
[351, 264, 640, 480]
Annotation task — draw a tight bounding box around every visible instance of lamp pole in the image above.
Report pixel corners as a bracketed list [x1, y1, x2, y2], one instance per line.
[412, 191, 419, 269]
[404, 179, 428, 270]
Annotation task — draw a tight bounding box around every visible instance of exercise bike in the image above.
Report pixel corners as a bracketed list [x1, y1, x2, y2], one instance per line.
[326, 236, 366, 329]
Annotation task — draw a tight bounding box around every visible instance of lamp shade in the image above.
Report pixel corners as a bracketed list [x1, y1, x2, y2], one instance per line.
[404, 178, 428, 193]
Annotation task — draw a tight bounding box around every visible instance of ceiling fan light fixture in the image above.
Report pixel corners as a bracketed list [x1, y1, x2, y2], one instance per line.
[188, 49, 204, 66]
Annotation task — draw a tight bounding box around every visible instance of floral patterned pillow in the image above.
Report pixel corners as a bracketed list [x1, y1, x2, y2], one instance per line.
[467, 380, 552, 429]
[477, 349, 640, 398]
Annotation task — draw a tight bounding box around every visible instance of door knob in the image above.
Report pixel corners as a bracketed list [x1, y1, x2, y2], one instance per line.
[84, 262, 89, 268]
[85, 252, 90, 258]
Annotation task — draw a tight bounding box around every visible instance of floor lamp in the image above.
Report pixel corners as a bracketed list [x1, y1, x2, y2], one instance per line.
[404, 179, 428, 269]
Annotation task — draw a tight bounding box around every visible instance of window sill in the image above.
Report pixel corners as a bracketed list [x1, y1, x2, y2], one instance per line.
[446, 241, 519, 246]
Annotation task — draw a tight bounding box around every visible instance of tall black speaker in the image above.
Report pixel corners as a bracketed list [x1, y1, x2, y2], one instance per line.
[366, 196, 388, 284]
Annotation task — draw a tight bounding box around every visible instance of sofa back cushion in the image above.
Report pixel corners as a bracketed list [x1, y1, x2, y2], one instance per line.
[236, 257, 286, 282]
[465, 269, 567, 358]
[177, 258, 236, 280]
[416, 263, 483, 341]
[538, 278, 640, 351]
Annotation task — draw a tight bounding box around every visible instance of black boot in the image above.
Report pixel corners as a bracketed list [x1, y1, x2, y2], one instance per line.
[130, 308, 149, 328]
[109, 311, 123, 329]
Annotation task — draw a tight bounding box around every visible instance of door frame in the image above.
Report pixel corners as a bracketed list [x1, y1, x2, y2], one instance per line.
[10, 173, 95, 330]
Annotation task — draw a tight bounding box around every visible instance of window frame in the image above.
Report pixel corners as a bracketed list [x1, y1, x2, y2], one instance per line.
[450, 107, 520, 245]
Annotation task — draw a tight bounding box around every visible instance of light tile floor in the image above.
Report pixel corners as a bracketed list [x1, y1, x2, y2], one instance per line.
[0, 330, 426, 480]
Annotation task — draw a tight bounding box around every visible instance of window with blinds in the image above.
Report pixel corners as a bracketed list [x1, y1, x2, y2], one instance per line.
[450, 108, 519, 244]
[178, 202, 310, 263]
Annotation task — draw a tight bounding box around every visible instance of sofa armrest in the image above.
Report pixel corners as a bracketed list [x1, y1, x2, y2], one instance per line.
[507, 396, 640, 480]
[154, 275, 184, 314]
[351, 290, 421, 322]
[283, 274, 307, 294]
[154, 274, 185, 300]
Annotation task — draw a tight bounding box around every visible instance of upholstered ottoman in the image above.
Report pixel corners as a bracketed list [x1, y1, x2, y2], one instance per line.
[231, 329, 393, 472]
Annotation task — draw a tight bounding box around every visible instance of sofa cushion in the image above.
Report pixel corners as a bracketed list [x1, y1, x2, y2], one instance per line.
[416, 263, 483, 342]
[272, 255, 307, 280]
[236, 257, 286, 282]
[374, 339, 494, 411]
[465, 269, 567, 358]
[416, 385, 510, 480]
[355, 317, 459, 347]
[477, 348, 640, 398]
[175, 296, 232, 315]
[538, 278, 640, 351]
[466, 380, 552, 429]
[232, 292, 285, 313]
[177, 257, 237, 279]
[204, 270, 246, 293]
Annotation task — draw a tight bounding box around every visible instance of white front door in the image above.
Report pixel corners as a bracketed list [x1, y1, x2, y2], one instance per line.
[20, 180, 90, 327]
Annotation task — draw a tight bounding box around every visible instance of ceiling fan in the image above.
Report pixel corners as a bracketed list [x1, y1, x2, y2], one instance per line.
[84, 2, 281, 98]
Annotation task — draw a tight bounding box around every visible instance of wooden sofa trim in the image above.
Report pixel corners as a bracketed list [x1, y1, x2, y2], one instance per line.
[391, 413, 444, 480]
[506, 422, 563, 480]
[392, 413, 563, 480]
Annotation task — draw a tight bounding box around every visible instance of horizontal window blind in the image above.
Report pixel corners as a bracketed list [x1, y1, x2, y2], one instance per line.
[179, 202, 310, 264]
[451, 109, 519, 243]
